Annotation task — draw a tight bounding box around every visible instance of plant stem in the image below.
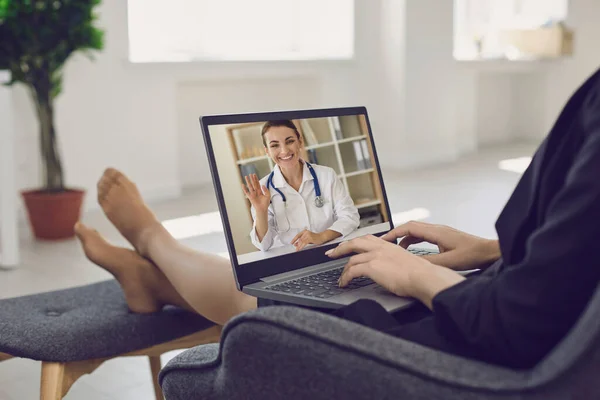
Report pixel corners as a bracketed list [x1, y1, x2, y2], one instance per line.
[29, 83, 64, 192]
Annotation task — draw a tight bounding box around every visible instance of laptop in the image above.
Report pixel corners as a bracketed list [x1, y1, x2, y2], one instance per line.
[200, 107, 438, 312]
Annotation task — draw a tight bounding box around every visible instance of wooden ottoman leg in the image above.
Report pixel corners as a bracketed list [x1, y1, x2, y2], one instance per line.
[41, 359, 106, 399]
[40, 362, 66, 400]
[148, 355, 163, 400]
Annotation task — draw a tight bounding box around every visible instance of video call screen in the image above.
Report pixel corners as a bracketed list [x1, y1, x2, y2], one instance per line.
[207, 113, 391, 265]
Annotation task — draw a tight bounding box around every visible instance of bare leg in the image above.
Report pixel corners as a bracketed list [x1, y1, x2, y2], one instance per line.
[75, 223, 195, 314]
[95, 168, 257, 326]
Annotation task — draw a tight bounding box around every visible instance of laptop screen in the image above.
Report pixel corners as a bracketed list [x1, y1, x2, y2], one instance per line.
[201, 107, 393, 287]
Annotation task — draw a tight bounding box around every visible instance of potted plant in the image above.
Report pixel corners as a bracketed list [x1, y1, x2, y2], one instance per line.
[0, 0, 104, 240]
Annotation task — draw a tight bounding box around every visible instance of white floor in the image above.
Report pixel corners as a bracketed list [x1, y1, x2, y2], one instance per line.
[0, 142, 537, 399]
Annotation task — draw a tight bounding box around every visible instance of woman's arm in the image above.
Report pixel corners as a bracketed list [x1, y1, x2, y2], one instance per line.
[326, 235, 465, 309]
[319, 229, 342, 243]
[408, 263, 466, 309]
[254, 208, 269, 242]
[328, 173, 360, 236]
[381, 221, 501, 271]
[249, 206, 277, 251]
[244, 174, 276, 251]
[290, 229, 341, 252]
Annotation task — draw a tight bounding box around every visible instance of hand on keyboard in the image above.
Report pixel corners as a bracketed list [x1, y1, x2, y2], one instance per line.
[326, 234, 466, 308]
[266, 267, 375, 299]
[265, 248, 438, 299]
[381, 221, 500, 271]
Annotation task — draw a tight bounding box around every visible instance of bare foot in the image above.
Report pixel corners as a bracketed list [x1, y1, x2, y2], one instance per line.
[97, 168, 162, 257]
[75, 222, 193, 314]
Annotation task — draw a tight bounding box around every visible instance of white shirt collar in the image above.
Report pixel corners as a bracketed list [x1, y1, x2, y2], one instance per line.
[272, 160, 314, 189]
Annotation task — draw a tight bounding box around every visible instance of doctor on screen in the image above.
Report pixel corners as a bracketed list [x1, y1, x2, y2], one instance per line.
[242, 120, 360, 252]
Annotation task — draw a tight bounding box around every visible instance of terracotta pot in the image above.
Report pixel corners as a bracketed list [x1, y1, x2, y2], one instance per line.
[21, 188, 86, 240]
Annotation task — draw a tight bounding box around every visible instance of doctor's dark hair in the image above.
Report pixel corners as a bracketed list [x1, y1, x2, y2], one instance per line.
[261, 120, 301, 147]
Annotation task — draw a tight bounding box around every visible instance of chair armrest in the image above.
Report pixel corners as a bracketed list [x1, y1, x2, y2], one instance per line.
[160, 306, 537, 400]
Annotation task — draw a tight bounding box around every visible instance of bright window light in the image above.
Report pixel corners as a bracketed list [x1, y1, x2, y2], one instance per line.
[161, 212, 224, 240]
[498, 156, 532, 173]
[127, 0, 354, 62]
[454, 0, 568, 60]
[391, 208, 431, 226]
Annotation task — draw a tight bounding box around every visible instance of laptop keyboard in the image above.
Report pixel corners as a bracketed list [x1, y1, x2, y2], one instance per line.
[265, 247, 439, 299]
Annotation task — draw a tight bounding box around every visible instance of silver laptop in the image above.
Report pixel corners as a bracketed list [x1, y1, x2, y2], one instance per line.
[200, 107, 438, 312]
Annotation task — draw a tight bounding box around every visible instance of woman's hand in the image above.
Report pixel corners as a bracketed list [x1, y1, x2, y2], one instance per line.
[381, 221, 500, 271]
[326, 235, 465, 307]
[291, 229, 331, 251]
[242, 174, 271, 213]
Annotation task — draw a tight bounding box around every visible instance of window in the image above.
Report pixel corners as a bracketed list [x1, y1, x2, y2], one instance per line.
[127, 0, 354, 62]
[454, 0, 568, 60]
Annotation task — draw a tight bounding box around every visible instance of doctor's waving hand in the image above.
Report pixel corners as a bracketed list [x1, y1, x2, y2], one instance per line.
[242, 120, 360, 252]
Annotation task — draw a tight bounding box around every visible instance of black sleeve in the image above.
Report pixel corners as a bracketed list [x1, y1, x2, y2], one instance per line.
[431, 86, 600, 369]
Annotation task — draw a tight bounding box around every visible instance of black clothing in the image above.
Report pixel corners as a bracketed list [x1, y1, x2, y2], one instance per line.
[429, 67, 600, 368]
[259, 67, 600, 369]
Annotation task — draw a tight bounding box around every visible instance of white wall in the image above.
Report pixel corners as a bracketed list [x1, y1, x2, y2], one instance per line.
[177, 0, 490, 182]
[11, 0, 511, 215]
[476, 74, 515, 146]
[0, 71, 19, 266]
[176, 0, 395, 185]
[511, 0, 600, 140]
[510, 71, 548, 140]
[539, 0, 600, 132]
[176, 77, 321, 187]
[402, 0, 471, 167]
[351, 0, 485, 169]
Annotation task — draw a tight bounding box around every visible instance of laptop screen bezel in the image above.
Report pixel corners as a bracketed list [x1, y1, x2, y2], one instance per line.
[200, 106, 394, 289]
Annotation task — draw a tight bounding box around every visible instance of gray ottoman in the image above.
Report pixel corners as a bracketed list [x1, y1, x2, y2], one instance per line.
[0, 279, 221, 399]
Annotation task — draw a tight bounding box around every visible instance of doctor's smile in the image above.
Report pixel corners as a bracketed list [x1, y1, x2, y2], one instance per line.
[243, 120, 360, 253]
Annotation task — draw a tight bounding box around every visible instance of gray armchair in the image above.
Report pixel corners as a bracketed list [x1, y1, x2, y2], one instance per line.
[159, 284, 600, 399]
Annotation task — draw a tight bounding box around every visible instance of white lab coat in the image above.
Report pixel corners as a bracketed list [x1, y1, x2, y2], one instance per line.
[250, 162, 360, 251]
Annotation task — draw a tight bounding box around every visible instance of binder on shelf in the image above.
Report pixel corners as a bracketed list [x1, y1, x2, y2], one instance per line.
[300, 119, 318, 146]
[307, 149, 319, 165]
[353, 141, 367, 170]
[330, 117, 343, 140]
[360, 139, 372, 169]
[239, 163, 259, 179]
[359, 212, 383, 228]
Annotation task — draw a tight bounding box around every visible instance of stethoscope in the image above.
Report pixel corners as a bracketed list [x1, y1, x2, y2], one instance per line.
[266, 161, 324, 233]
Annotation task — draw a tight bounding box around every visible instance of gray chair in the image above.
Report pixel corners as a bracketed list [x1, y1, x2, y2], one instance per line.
[159, 283, 600, 399]
[0, 280, 221, 400]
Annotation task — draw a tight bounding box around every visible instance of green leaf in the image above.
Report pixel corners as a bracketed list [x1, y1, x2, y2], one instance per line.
[0, 0, 104, 94]
[1, 0, 105, 191]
